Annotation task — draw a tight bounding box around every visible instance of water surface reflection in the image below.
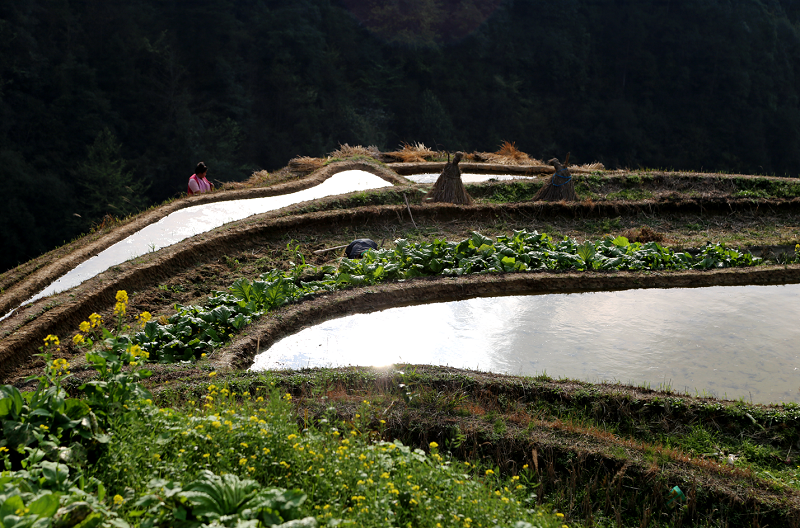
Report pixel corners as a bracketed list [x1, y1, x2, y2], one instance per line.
[251, 284, 800, 404]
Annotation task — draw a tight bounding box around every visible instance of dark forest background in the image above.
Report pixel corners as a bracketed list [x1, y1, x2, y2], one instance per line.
[1, 0, 799, 272]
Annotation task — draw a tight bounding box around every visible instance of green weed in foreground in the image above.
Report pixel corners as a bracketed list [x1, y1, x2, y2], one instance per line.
[95, 387, 569, 528]
[0, 304, 571, 528]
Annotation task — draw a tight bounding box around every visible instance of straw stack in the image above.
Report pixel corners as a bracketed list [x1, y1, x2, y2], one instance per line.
[427, 152, 473, 205]
[533, 157, 578, 202]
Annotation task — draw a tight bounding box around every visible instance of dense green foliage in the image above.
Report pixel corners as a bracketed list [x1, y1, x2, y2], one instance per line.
[2, 0, 800, 271]
[130, 231, 769, 362]
[0, 316, 567, 528]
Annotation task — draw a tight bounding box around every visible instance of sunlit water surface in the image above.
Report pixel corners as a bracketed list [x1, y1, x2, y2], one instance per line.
[4, 171, 391, 318]
[252, 284, 800, 404]
[406, 174, 536, 184]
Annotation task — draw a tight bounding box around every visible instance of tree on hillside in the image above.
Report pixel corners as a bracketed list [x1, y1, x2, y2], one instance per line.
[73, 129, 149, 226]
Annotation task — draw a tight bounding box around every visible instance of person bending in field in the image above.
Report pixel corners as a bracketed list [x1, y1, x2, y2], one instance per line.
[188, 161, 214, 195]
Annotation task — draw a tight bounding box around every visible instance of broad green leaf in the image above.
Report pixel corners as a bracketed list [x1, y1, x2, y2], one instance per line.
[0, 386, 24, 418]
[28, 493, 60, 518]
[612, 236, 630, 247]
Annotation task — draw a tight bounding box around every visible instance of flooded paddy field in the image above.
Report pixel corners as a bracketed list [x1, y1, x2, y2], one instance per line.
[253, 284, 800, 404]
[2, 159, 800, 526]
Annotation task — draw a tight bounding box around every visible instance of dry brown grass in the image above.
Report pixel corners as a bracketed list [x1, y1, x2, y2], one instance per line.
[287, 156, 327, 174]
[239, 169, 304, 188]
[575, 161, 606, 170]
[465, 141, 545, 166]
[327, 143, 381, 160]
[383, 142, 437, 163]
[622, 226, 665, 243]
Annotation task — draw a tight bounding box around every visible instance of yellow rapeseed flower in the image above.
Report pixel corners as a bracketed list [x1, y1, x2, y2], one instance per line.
[50, 358, 69, 375]
[114, 302, 126, 317]
[136, 311, 152, 328]
[79, 321, 91, 332]
[89, 313, 102, 328]
[113, 495, 124, 505]
[208, 372, 217, 378]
[72, 334, 84, 345]
[116, 290, 129, 304]
[429, 441, 439, 449]
[485, 469, 494, 476]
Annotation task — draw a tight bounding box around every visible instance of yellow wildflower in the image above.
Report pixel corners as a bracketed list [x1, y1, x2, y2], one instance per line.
[136, 311, 152, 327]
[208, 372, 217, 378]
[50, 358, 69, 375]
[113, 495, 124, 505]
[284, 393, 292, 401]
[114, 302, 126, 317]
[89, 313, 102, 328]
[116, 290, 128, 303]
[79, 321, 91, 332]
[72, 334, 84, 345]
[429, 441, 438, 449]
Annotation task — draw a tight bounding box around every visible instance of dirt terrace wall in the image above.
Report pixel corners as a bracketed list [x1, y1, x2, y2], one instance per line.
[0, 161, 405, 317]
[2, 178, 800, 380]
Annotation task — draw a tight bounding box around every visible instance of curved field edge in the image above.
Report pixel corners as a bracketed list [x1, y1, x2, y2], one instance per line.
[2, 186, 800, 378]
[150, 366, 800, 526]
[0, 160, 405, 315]
[2, 192, 799, 380]
[217, 265, 800, 371]
[3, 160, 799, 315]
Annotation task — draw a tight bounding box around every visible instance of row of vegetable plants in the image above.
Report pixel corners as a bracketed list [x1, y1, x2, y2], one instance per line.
[126, 231, 795, 363]
[0, 297, 570, 528]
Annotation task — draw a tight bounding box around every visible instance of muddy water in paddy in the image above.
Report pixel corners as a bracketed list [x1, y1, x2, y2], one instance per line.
[252, 283, 800, 404]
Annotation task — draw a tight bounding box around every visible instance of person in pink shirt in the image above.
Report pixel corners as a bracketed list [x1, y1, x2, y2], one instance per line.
[187, 162, 214, 195]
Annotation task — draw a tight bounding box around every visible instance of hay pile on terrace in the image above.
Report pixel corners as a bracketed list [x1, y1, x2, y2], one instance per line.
[533, 157, 578, 201]
[328, 143, 381, 160]
[287, 156, 326, 174]
[622, 226, 664, 243]
[383, 142, 438, 163]
[465, 141, 545, 166]
[427, 152, 473, 205]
